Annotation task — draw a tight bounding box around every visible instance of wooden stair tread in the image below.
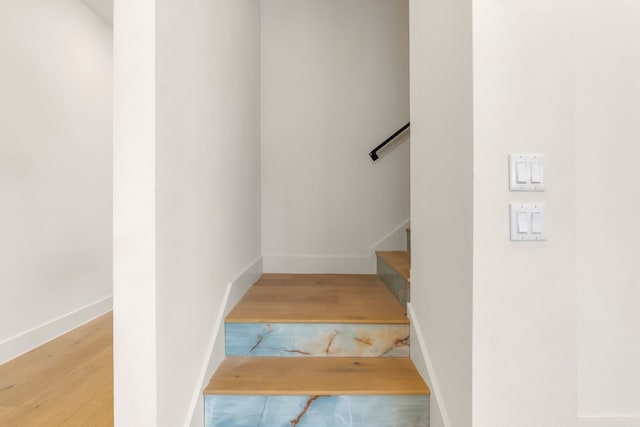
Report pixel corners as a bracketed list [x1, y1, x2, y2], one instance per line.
[205, 357, 430, 396]
[225, 274, 408, 324]
[376, 251, 411, 282]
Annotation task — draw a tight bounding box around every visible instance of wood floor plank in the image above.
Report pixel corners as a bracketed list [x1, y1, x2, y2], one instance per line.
[0, 313, 111, 404]
[59, 384, 114, 427]
[226, 274, 408, 324]
[0, 335, 112, 407]
[205, 357, 430, 396]
[5, 346, 112, 425]
[0, 312, 113, 426]
[0, 407, 16, 418]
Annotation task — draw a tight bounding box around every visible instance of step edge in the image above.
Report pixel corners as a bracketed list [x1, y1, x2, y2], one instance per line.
[223, 318, 410, 324]
[204, 390, 430, 396]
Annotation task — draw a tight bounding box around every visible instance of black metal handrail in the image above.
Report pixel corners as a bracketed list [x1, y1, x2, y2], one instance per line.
[369, 122, 410, 161]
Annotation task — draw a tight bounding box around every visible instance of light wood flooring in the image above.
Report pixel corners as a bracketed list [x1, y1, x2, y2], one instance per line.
[225, 273, 408, 324]
[0, 312, 113, 426]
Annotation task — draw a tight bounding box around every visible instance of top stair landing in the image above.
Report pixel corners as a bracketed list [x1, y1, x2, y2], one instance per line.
[225, 274, 408, 324]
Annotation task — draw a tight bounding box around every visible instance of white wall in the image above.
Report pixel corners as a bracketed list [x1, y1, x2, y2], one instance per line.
[575, 1, 640, 424]
[0, 0, 113, 364]
[472, 1, 577, 426]
[261, 0, 410, 273]
[113, 0, 158, 427]
[155, 0, 261, 425]
[409, 0, 473, 425]
[80, 0, 112, 25]
[411, 0, 579, 425]
[113, 0, 262, 425]
[113, 0, 157, 424]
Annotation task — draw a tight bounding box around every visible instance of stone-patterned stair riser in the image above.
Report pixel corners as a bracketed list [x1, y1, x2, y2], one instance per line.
[376, 259, 409, 310]
[205, 395, 428, 427]
[225, 323, 409, 357]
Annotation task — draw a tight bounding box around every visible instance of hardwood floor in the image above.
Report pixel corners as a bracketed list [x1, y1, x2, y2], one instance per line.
[0, 312, 113, 426]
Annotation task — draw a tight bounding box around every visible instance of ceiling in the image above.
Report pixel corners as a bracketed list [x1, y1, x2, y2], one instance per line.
[80, 0, 113, 25]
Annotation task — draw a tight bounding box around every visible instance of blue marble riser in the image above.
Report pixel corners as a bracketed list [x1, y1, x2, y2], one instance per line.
[377, 260, 409, 310]
[225, 323, 409, 357]
[205, 395, 428, 427]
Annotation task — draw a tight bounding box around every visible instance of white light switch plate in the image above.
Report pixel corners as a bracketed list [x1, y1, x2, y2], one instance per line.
[509, 154, 545, 191]
[510, 203, 546, 241]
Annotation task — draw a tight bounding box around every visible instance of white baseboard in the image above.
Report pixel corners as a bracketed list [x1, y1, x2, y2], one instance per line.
[263, 219, 410, 274]
[407, 302, 451, 427]
[579, 417, 640, 427]
[0, 295, 113, 365]
[263, 254, 375, 274]
[185, 257, 263, 427]
[371, 219, 410, 252]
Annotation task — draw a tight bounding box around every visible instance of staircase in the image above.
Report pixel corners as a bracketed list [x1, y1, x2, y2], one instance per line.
[204, 230, 427, 426]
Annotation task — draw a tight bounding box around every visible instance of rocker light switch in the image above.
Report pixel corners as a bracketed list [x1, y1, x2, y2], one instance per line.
[531, 212, 544, 234]
[517, 212, 529, 233]
[530, 161, 543, 184]
[516, 162, 529, 184]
